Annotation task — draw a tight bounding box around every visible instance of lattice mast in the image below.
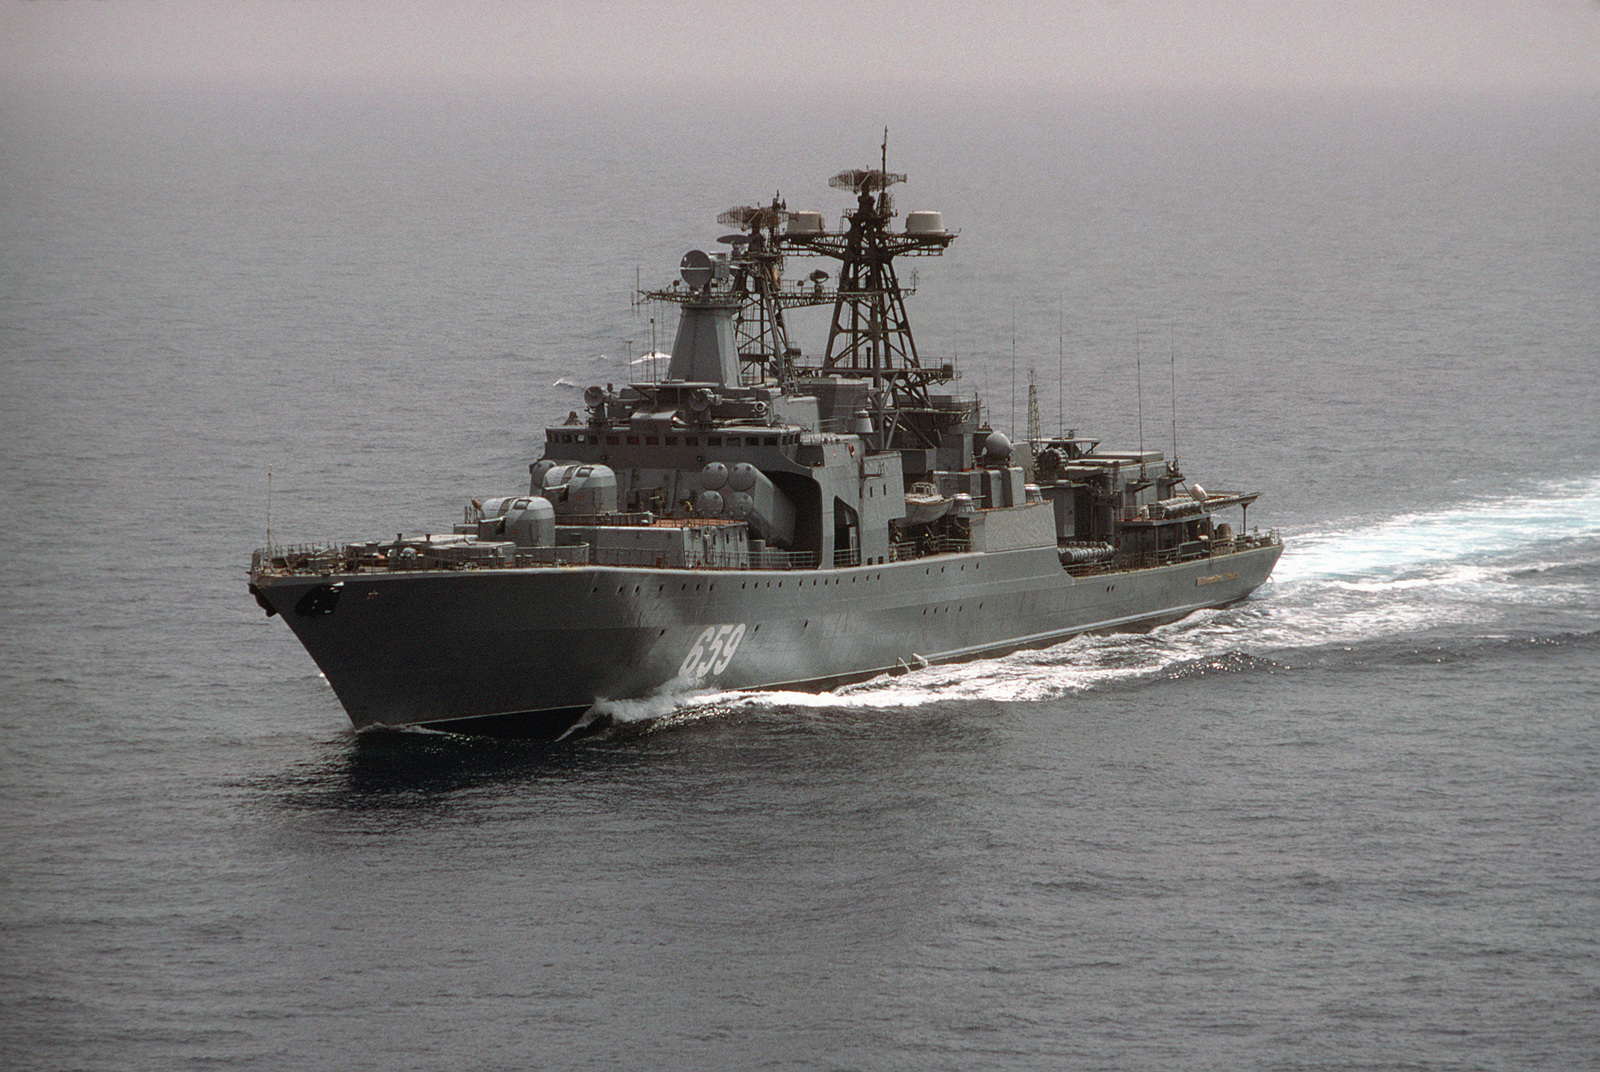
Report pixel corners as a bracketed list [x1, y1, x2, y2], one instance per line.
[638, 139, 959, 441]
[779, 135, 956, 412]
[716, 196, 793, 384]
[1027, 369, 1041, 453]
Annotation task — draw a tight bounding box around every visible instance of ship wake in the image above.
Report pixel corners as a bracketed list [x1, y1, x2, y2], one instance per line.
[599, 475, 1600, 730]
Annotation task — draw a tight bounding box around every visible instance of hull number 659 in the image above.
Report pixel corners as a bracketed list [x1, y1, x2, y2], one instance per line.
[679, 623, 747, 681]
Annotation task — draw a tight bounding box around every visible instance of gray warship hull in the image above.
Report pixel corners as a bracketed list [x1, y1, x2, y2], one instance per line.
[253, 538, 1281, 737]
[250, 156, 1286, 737]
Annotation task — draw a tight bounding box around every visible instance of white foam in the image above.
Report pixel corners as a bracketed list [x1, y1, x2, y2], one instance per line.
[588, 682, 725, 725]
[612, 474, 1600, 725]
[1274, 475, 1600, 585]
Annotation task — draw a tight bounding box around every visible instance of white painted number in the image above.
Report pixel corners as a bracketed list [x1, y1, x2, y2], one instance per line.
[711, 623, 746, 674]
[678, 623, 748, 681]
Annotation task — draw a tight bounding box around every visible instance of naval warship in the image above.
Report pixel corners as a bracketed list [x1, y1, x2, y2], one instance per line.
[249, 157, 1282, 738]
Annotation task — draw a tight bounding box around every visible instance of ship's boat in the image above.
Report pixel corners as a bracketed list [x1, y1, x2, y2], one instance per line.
[248, 156, 1282, 738]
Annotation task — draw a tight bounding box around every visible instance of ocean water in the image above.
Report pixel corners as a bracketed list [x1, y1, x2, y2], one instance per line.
[1, 84, 1597, 1070]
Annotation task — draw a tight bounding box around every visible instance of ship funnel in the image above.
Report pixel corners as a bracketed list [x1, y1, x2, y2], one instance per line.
[666, 301, 740, 386]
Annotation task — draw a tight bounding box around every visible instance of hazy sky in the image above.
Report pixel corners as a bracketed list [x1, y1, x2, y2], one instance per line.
[4, 0, 1599, 92]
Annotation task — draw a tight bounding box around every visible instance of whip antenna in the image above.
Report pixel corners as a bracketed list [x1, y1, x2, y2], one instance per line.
[1058, 297, 1064, 436]
[1135, 317, 1144, 456]
[1169, 323, 1179, 469]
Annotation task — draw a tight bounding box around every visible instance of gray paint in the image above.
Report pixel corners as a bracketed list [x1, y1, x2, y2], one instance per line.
[249, 167, 1285, 735]
[254, 538, 1281, 732]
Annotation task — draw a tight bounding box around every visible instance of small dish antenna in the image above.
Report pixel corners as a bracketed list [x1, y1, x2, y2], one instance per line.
[680, 249, 714, 290]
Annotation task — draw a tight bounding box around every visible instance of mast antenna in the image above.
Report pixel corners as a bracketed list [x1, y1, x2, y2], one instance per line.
[1010, 299, 1017, 436]
[1027, 368, 1040, 455]
[1057, 297, 1064, 436]
[1135, 316, 1144, 456]
[1169, 323, 1179, 469]
[878, 128, 891, 217]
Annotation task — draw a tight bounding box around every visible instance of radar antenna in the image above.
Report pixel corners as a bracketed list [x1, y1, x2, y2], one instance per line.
[637, 144, 961, 448]
[711, 193, 792, 384]
[784, 134, 955, 443]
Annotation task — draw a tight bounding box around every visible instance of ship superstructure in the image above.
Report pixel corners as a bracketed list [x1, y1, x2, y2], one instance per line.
[249, 156, 1282, 737]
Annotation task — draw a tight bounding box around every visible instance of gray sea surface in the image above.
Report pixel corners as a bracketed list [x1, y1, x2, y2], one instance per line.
[2, 84, 1597, 1070]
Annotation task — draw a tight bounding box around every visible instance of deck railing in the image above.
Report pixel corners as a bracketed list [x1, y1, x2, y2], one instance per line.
[252, 542, 822, 576]
[890, 536, 972, 561]
[252, 528, 1279, 579]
